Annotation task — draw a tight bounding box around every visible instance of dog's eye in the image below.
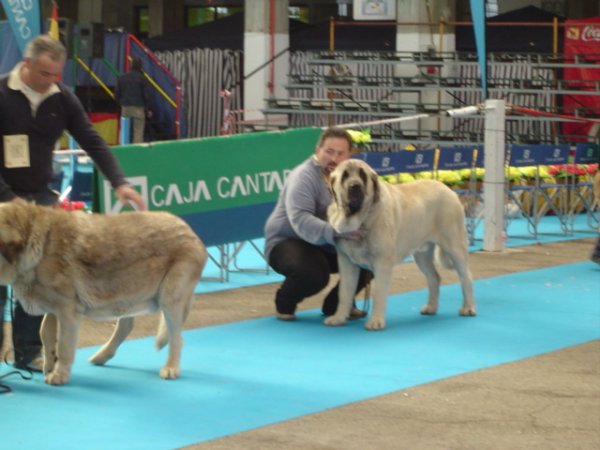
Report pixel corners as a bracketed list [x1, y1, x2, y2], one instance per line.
[341, 171, 349, 182]
[359, 168, 367, 184]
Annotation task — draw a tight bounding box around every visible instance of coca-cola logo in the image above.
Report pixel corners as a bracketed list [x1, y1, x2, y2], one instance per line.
[581, 26, 600, 42]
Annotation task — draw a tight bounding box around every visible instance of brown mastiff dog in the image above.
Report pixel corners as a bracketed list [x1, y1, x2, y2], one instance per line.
[325, 159, 476, 331]
[0, 202, 207, 385]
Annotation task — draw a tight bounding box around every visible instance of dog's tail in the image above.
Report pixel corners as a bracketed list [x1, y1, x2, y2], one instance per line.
[155, 294, 195, 351]
[435, 246, 455, 270]
[155, 314, 169, 350]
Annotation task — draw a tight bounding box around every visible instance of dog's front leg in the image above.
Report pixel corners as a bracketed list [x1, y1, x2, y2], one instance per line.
[44, 309, 82, 386]
[324, 252, 359, 327]
[40, 314, 58, 375]
[365, 261, 393, 331]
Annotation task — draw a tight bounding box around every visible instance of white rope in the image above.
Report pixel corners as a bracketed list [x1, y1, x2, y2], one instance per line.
[53, 149, 87, 155]
[333, 114, 431, 130]
[331, 104, 483, 130]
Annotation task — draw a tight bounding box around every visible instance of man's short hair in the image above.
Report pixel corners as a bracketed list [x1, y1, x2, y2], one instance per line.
[24, 35, 67, 64]
[317, 127, 353, 150]
[131, 57, 143, 70]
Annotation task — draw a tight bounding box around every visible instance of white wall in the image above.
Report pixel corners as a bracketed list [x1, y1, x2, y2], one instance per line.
[78, 0, 103, 24]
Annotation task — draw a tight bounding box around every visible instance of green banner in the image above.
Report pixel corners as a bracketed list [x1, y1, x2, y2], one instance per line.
[98, 128, 322, 215]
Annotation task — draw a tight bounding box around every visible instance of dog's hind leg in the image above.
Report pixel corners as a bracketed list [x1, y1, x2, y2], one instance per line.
[413, 244, 441, 315]
[156, 299, 187, 380]
[438, 238, 476, 317]
[456, 268, 476, 317]
[447, 247, 476, 317]
[156, 261, 201, 380]
[89, 317, 135, 365]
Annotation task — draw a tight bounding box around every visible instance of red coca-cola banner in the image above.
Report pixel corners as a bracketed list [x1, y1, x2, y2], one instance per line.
[563, 17, 600, 140]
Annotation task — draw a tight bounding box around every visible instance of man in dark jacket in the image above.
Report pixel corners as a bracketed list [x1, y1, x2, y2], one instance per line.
[264, 127, 370, 321]
[0, 35, 145, 372]
[114, 57, 152, 144]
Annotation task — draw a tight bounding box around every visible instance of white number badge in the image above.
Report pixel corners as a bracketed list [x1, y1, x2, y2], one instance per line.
[3, 134, 31, 168]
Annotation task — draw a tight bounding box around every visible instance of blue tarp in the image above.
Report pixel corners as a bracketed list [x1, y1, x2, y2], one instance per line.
[0, 22, 185, 140]
[0, 20, 21, 74]
[0, 0, 41, 54]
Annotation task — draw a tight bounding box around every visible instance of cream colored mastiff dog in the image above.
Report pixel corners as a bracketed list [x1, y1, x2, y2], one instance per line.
[325, 159, 476, 331]
[0, 202, 207, 385]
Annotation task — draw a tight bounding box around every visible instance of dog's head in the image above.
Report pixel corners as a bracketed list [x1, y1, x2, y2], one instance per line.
[328, 159, 380, 219]
[0, 202, 50, 283]
[0, 203, 28, 283]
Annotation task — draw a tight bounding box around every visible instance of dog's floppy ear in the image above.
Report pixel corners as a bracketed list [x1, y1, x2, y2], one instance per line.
[0, 241, 24, 264]
[0, 221, 25, 264]
[371, 172, 380, 204]
[328, 174, 338, 204]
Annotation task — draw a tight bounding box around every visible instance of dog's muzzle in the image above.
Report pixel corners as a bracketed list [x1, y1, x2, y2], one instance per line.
[345, 182, 364, 215]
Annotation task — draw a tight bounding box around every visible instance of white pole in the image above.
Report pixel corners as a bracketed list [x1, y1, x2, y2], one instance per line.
[483, 99, 506, 252]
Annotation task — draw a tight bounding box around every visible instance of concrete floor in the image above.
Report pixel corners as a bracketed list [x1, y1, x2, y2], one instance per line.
[3, 237, 600, 449]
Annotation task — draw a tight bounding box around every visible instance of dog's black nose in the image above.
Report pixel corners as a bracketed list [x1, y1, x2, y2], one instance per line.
[349, 182, 362, 193]
[346, 182, 364, 216]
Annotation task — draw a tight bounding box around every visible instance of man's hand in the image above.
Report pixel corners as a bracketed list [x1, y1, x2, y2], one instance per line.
[115, 184, 147, 211]
[11, 196, 26, 203]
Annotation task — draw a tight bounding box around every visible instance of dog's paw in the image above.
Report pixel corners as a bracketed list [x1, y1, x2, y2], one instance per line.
[159, 366, 180, 380]
[420, 304, 438, 315]
[365, 317, 386, 331]
[324, 315, 347, 327]
[459, 306, 476, 317]
[45, 371, 70, 386]
[43, 358, 55, 375]
[89, 349, 113, 366]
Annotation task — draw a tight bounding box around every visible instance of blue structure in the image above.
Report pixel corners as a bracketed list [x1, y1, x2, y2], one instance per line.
[0, 21, 185, 140]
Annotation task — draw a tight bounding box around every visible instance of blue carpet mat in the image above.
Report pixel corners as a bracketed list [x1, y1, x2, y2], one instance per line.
[2, 262, 599, 450]
[195, 213, 598, 294]
[3, 215, 595, 318]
